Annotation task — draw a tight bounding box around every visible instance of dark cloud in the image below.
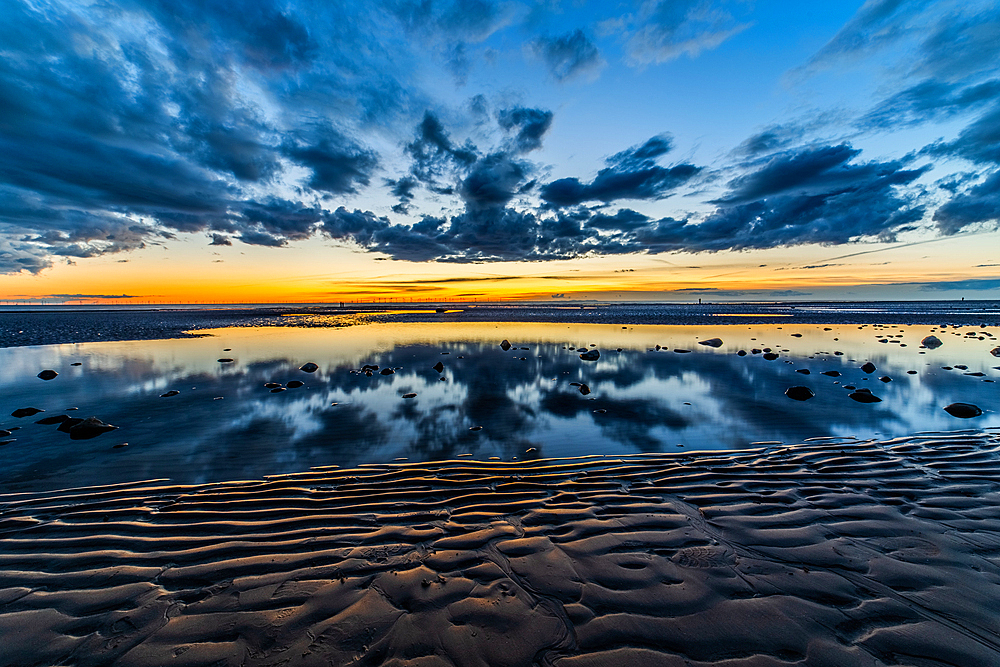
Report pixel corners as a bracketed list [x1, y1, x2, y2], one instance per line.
[386, 176, 419, 214]
[918, 277, 1000, 291]
[281, 127, 378, 194]
[933, 169, 1000, 234]
[540, 134, 699, 207]
[209, 234, 233, 246]
[497, 107, 554, 153]
[527, 30, 605, 82]
[861, 79, 1000, 130]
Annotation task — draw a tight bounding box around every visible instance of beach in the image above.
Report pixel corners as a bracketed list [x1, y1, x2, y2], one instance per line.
[1, 303, 1000, 666]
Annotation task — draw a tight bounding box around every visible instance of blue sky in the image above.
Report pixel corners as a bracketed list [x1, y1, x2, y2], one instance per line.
[1, 0, 999, 301]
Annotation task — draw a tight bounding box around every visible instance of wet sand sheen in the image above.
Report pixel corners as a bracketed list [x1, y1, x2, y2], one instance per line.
[2, 433, 1000, 666]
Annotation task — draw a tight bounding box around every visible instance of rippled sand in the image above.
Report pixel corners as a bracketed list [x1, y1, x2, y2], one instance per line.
[3, 432, 1000, 666]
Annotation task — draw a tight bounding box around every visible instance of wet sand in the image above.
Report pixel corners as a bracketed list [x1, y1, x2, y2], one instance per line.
[3, 432, 1000, 666]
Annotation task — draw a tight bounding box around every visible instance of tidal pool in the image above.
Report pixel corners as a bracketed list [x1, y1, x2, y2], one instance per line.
[1, 321, 997, 491]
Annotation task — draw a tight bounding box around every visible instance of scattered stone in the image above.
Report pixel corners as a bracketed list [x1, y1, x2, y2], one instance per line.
[674, 349, 691, 354]
[698, 338, 724, 348]
[848, 391, 882, 403]
[791, 333, 803, 337]
[264, 382, 282, 388]
[944, 402, 983, 418]
[68, 416, 118, 440]
[907, 370, 917, 374]
[379, 368, 395, 375]
[737, 350, 747, 356]
[762, 353, 779, 360]
[593, 409, 607, 414]
[402, 393, 417, 399]
[469, 425, 483, 431]
[361, 364, 379, 372]
[35, 415, 70, 425]
[784, 386, 815, 401]
[57, 418, 84, 433]
[113, 443, 129, 449]
[860, 362, 876, 374]
[821, 371, 841, 377]
[879, 376, 892, 382]
[160, 390, 180, 397]
[751, 349, 762, 355]
[432, 361, 444, 372]
[11, 407, 44, 418]
[37, 370, 58, 380]
[500, 340, 511, 351]
[270, 387, 286, 393]
[921, 335, 943, 349]
[223, 348, 231, 351]
[299, 362, 319, 373]
[578, 383, 591, 395]
[965, 372, 986, 377]
[796, 369, 811, 375]
[217, 358, 234, 363]
[286, 380, 305, 388]
[70, 362, 82, 366]
[0, 429, 10, 437]
[954, 364, 968, 370]
[579, 349, 600, 361]
[991, 346, 1000, 357]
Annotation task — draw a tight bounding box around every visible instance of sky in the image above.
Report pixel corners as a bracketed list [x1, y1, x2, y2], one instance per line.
[1, 0, 999, 304]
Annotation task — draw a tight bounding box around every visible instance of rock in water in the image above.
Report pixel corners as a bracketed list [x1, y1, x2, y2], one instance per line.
[286, 380, 304, 388]
[991, 346, 1000, 357]
[380, 368, 395, 375]
[944, 403, 983, 418]
[12, 407, 44, 418]
[848, 391, 882, 403]
[432, 361, 444, 372]
[784, 386, 815, 401]
[578, 383, 591, 395]
[263, 382, 282, 388]
[500, 340, 511, 351]
[69, 416, 118, 440]
[402, 393, 417, 399]
[579, 349, 600, 361]
[921, 335, 943, 349]
[299, 362, 319, 373]
[37, 370, 58, 380]
[57, 418, 84, 433]
[35, 415, 70, 425]
[762, 353, 779, 360]
[860, 362, 876, 374]
[698, 338, 724, 348]
[217, 358, 234, 363]
[796, 369, 811, 375]
[160, 390, 180, 397]
[822, 371, 841, 377]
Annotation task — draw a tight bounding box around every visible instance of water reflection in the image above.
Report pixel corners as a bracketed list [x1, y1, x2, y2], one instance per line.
[0, 322, 997, 491]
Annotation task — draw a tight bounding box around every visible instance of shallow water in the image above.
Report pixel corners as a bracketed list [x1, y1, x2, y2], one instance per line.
[1, 321, 998, 491]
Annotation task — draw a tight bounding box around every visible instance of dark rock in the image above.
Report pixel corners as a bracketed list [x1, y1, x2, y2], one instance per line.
[286, 380, 305, 388]
[991, 346, 1000, 357]
[796, 369, 811, 375]
[848, 391, 882, 403]
[879, 376, 892, 382]
[821, 371, 841, 377]
[160, 390, 180, 397]
[954, 364, 968, 370]
[299, 362, 319, 373]
[784, 386, 815, 401]
[402, 393, 417, 399]
[860, 362, 876, 374]
[698, 338, 724, 348]
[500, 340, 511, 351]
[432, 361, 444, 372]
[70, 362, 82, 366]
[907, 370, 917, 374]
[37, 370, 58, 380]
[11, 407, 44, 418]
[270, 387, 286, 393]
[69, 416, 118, 440]
[944, 403, 982, 418]
[737, 350, 747, 356]
[469, 426, 483, 431]
[578, 383, 591, 396]
[379, 368, 395, 375]
[921, 335, 943, 349]
[791, 333, 802, 337]
[0, 430, 10, 437]
[964, 372, 986, 377]
[674, 349, 691, 354]
[35, 415, 70, 425]
[762, 353, 779, 360]
[217, 358, 234, 363]
[223, 348, 231, 351]
[751, 349, 762, 354]
[361, 364, 379, 372]
[264, 382, 282, 388]
[579, 349, 600, 361]
[57, 418, 84, 433]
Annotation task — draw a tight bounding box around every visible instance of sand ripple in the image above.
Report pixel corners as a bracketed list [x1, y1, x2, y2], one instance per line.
[3, 433, 1000, 666]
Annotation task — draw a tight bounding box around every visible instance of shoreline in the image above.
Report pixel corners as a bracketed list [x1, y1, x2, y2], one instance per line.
[2, 300, 999, 348]
[3, 433, 1000, 665]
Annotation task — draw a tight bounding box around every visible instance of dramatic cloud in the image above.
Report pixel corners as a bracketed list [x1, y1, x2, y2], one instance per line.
[527, 30, 605, 82]
[540, 134, 699, 206]
[933, 169, 1000, 233]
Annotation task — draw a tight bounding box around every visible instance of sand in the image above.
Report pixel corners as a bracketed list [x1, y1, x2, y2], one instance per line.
[2, 432, 1000, 666]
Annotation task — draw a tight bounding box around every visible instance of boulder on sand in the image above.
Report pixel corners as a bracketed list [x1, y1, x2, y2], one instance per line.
[944, 403, 982, 418]
[698, 338, 724, 348]
[579, 349, 600, 361]
[37, 370, 58, 380]
[921, 335, 943, 349]
[68, 416, 118, 440]
[299, 362, 319, 373]
[12, 407, 44, 418]
[860, 362, 876, 374]
[500, 340, 511, 351]
[784, 386, 815, 401]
